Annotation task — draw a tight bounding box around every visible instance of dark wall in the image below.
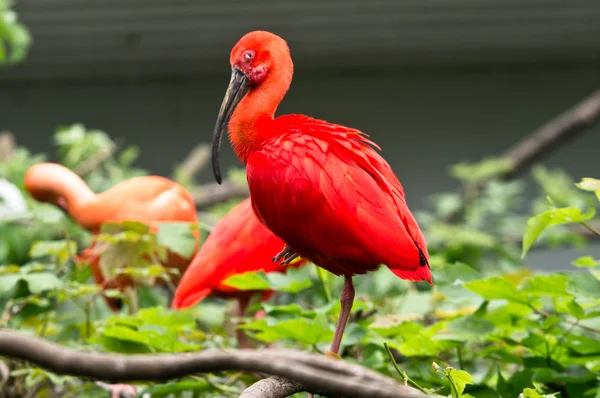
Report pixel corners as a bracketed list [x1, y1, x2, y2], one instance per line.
[4, 64, 598, 208]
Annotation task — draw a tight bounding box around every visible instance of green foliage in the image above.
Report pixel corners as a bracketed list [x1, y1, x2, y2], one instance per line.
[522, 207, 595, 257]
[222, 267, 313, 294]
[0, 0, 31, 64]
[3, 115, 600, 398]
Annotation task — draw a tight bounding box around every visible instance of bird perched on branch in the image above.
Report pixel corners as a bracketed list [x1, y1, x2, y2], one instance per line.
[211, 30, 433, 359]
[24, 162, 200, 311]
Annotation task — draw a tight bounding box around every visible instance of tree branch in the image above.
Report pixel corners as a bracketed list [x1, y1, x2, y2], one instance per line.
[0, 131, 15, 161]
[176, 143, 211, 180]
[239, 376, 308, 398]
[0, 330, 427, 398]
[448, 89, 600, 222]
[73, 140, 121, 177]
[192, 180, 250, 210]
[501, 89, 600, 180]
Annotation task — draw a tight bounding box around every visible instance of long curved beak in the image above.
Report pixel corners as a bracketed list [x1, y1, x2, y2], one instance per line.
[211, 68, 249, 184]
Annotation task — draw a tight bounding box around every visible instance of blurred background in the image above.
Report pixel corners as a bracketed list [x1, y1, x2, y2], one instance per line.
[3, 0, 599, 204]
[2, 0, 600, 272]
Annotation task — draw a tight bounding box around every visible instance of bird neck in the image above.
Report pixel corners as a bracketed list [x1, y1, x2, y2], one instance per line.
[228, 62, 292, 163]
[40, 170, 96, 221]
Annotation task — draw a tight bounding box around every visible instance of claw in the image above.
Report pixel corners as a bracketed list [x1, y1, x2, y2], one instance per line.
[280, 251, 300, 265]
[272, 244, 294, 263]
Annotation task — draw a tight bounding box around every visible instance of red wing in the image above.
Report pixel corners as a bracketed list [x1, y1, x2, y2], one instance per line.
[172, 198, 309, 309]
[246, 115, 430, 282]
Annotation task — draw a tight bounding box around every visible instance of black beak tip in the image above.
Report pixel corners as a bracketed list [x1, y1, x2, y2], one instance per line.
[211, 159, 223, 185]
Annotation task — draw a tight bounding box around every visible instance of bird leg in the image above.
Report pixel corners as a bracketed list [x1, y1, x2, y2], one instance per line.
[272, 244, 300, 265]
[326, 274, 355, 358]
[236, 295, 251, 349]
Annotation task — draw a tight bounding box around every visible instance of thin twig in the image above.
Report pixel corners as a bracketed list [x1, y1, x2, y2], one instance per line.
[529, 305, 600, 334]
[73, 142, 120, 177]
[0, 329, 428, 398]
[176, 143, 211, 180]
[383, 343, 429, 394]
[581, 221, 600, 238]
[0, 131, 15, 161]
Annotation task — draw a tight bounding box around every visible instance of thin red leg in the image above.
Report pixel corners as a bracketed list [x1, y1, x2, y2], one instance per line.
[327, 274, 355, 358]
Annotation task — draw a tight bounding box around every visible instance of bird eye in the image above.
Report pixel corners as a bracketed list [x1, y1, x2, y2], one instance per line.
[244, 51, 254, 60]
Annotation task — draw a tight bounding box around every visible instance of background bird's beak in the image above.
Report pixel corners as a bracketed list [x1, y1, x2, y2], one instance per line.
[211, 68, 249, 184]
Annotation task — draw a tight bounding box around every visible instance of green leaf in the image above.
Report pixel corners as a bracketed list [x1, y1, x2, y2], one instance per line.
[241, 314, 334, 345]
[447, 315, 495, 337]
[29, 240, 77, 265]
[522, 357, 565, 372]
[464, 277, 529, 304]
[575, 177, 600, 201]
[23, 273, 64, 294]
[397, 323, 457, 357]
[567, 272, 600, 299]
[118, 146, 141, 167]
[522, 207, 596, 257]
[265, 267, 313, 293]
[521, 274, 569, 297]
[450, 157, 513, 184]
[572, 256, 599, 268]
[101, 220, 150, 235]
[566, 335, 600, 355]
[522, 388, 545, 398]
[222, 271, 271, 291]
[433, 262, 481, 285]
[156, 222, 198, 259]
[271, 315, 333, 345]
[446, 367, 473, 397]
[222, 268, 312, 293]
[0, 274, 21, 295]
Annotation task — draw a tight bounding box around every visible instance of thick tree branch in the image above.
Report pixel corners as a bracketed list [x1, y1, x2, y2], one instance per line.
[239, 376, 308, 398]
[0, 330, 427, 398]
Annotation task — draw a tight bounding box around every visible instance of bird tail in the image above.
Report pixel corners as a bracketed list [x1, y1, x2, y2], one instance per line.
[389, 266, 433, 285]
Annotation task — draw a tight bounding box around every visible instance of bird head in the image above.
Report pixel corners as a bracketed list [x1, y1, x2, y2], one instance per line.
[211, 30, 293, 184]
[24, 163, 72, 211]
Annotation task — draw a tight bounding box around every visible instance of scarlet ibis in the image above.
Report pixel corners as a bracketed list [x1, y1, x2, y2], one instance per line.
[24, 162, 200, 310]
[172, 197, 308, 311]
[211, 31, 433, 358]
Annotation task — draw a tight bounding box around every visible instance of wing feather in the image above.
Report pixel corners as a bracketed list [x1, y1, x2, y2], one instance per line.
[246, 115, 431, 282]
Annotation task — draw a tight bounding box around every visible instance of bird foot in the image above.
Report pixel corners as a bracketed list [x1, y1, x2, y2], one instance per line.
[272, 245, 301, 265]
[325, 350, 342, 360]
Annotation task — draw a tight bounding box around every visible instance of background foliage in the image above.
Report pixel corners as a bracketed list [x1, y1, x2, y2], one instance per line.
[1, 123, 599, 398]
[1, 3, 599, 398]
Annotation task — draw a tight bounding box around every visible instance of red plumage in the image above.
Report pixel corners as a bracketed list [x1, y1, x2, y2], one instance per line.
[211, 30, 432, 357]
[247, 114, 432, 283]
[172, 197, 308, 310]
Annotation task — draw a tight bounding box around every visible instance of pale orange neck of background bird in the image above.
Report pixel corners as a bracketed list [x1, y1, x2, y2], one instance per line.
[228, 55, 293, 163]
[25, 164, 96, 220]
